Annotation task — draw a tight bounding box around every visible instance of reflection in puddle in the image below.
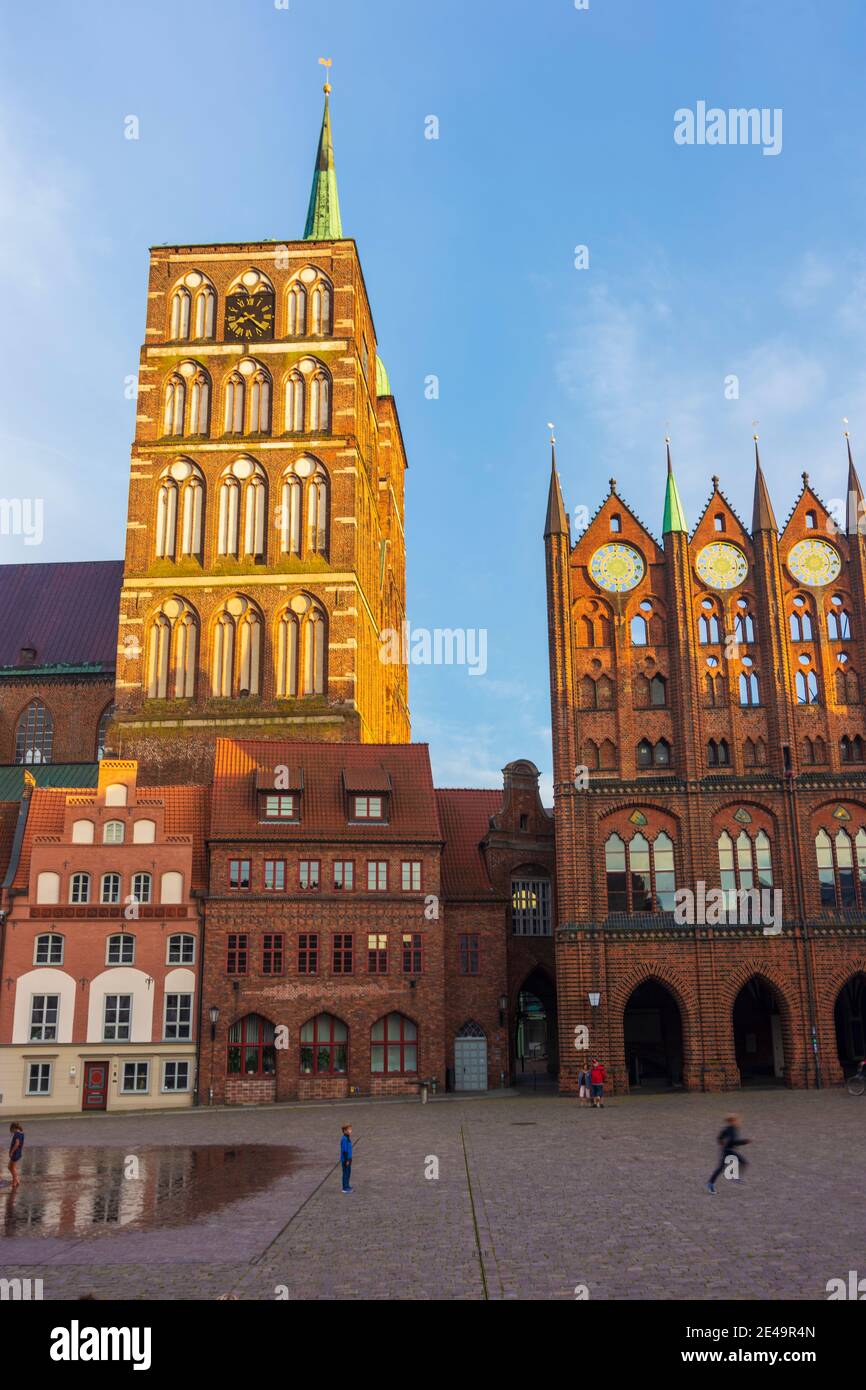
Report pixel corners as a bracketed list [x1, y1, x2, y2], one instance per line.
[1, 1145, 298, 1238]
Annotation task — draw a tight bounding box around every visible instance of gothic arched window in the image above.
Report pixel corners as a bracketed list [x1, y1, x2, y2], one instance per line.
[146, 597, 198, 700]
[15, 698, 53, 764]
[605, 830, 676, 912]
[309, 369, 331, 432]
[280, 456, 329, 558]
[156, 460, 204, 560]
[276, 596, 326, 698]
[815, 825, 866, 908]
[218, 458, 267, 559]
[211, 597, 262, 699]
[285, 371, 305, 432]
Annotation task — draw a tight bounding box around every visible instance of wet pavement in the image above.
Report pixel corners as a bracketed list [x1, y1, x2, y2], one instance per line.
[2, 1145, 301, 1239]
[0, 1089, 861, 1299]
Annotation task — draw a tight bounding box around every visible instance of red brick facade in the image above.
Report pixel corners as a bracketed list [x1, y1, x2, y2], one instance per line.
[545, 441, 866, 1094]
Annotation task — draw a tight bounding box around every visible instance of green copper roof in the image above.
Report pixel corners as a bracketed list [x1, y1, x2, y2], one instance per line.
[376, 355, 391, 397]
[304, 94, 343, 241]
[0, 763, 99, 803]
[662, 446, 688, 534]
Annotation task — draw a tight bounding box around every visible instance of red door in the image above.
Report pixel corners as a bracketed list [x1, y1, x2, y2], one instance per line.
[82, 1061, 109, 1111]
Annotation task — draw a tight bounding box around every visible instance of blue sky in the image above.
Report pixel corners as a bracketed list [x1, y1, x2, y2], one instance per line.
[2, 0, 865, 796]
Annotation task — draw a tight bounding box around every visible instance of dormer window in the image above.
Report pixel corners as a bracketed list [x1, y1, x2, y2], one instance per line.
[256, 767, 303, 822]
[343, 767, 392, 824]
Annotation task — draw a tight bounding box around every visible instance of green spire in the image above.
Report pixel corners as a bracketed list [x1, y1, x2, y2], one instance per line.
[375, 355, 391, 397]
[662, 439, 688, 533]
[304, 90, 343, 241]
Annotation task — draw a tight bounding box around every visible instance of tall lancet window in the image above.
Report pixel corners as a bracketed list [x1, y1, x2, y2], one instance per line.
[170, 287, 191, 340]
[189, 369, 210, 435]
[224, 372, 245, 433]
[249, 368, 271, 433]
[157, 459, 204, 561]
[285, 371, 305, 432]
[309, 369, 331, 432]
[288, 282, 306, 335]
[163, 375, 185, 435]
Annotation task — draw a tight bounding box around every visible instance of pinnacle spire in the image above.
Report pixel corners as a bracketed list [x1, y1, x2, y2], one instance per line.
[662, 438, 688, 534]
[544, 434, 569, 538]
[845, 430, 865, 537]
[751, 435, 778, 534]
[304, 77, 343, 242]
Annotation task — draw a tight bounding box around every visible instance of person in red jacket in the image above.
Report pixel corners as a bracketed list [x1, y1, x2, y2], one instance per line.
[589, 1059, 607, 1108]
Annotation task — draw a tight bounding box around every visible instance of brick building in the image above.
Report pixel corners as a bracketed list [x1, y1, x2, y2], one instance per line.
[0, 759, 207, 1114]
[545, 435, 866, 1094]
[0, 560, 122, 769]
[110, 85, 409, 784]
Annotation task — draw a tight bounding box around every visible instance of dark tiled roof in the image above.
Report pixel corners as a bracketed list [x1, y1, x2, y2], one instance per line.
[436, 788, 501, 898]
[0, 561, 123, 670]
[0, 763, 99, 803]
[0, 801, 20, 883]
[210, 739, 442, 842]
[12, 784, 209, 893]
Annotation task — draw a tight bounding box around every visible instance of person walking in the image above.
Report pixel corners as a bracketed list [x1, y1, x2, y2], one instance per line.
[706, 1112, 751, 1193]
[340, 1123, 353, 1193]
[8, 1122, 24, 1189]
[589, 1058, 607, 1108]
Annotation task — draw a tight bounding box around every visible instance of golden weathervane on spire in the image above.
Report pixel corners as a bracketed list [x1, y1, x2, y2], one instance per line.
[319, 56, 333, 94]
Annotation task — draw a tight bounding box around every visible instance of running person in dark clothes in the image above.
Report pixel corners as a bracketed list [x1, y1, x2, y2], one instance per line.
[8, 1122, 24, 1189]
[340, 1124, 353, 1193]
[706, 1112, 751, 1193]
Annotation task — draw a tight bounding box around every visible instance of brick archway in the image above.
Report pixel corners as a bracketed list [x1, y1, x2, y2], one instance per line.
[607, 961, 699, 1094]
[723, 961, 801, 1089]
[822, 959, 866, 1082]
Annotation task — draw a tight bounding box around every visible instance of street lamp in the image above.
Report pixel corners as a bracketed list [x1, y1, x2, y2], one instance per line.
[588, 991, 600, 1009]
[209, 1004, 220, 1041]
[498, 994, 507, 1026]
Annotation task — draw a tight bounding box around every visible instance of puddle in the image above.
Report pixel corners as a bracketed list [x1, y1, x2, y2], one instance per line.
[0, 1145, 300, 1238]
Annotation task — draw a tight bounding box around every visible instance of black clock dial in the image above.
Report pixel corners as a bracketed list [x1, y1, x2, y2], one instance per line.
[225, 292, 275, 342]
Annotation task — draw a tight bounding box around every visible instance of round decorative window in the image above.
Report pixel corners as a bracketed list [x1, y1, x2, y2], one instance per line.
[695, 542, 748, 591]
[588, 543, 645, 593]
[787, 539, 841, 588]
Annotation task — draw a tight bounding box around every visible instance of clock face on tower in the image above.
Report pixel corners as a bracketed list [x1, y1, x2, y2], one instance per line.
[787, 538, 842, 587]
[225, 292, 275, 342]
[589, 542, 645, 593]
[695, 542, 748, 591]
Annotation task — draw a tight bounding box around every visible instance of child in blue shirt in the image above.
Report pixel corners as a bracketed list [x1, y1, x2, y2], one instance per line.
[8, 1122, 24, 1189]
[340, 1124, 353, 1193]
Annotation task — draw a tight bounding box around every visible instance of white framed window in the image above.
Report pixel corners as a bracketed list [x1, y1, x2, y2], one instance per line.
[121, 1060, 150, 1094]
[104, 994, 132, 1041]
[167, 934, 195, 965]
[367, 861, 388, 891]
[401, 861, 421, 892]
[101, 872, 122, 905]
[69, 872, 90, 904]
[132, 872, 152, 904]
[29, 994, 59, 1041]
[333, 861, 354, 890]
[353, 795, 383, 820]
[26, 1061, 52, 1096]
[162, 1060, 191, 1093]
[34, 933, 64, 966]
[106, 934, 135, 966]
[164, 993, 193, 1041]
[104, 820, 125, 845]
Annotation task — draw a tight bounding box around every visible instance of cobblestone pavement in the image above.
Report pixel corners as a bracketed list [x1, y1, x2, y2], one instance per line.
[1, 1088, 860, 1300]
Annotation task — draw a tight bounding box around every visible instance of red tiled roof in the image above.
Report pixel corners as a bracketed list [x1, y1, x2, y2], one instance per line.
[0, 560, 123, 669]
[210, 739, 441, 842]
[12, 784, 209, 892]
[435, 788, 502, 898]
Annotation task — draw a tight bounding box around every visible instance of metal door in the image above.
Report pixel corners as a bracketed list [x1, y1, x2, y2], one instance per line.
[454, 1036, 487, 1091]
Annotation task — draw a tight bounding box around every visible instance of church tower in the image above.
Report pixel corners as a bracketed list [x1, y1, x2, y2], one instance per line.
[111, 78, 410, 780]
